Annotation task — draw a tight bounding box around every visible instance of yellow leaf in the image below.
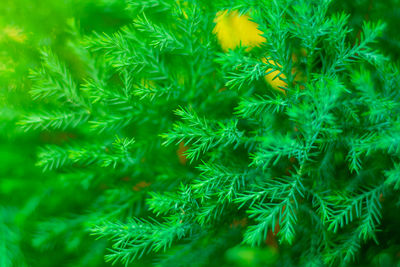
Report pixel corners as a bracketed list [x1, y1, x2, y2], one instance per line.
[213, 10, 306, 93]
[263, 56, 307, 94]
[213, 10, 266, 51]
[263, 58, 287, 93]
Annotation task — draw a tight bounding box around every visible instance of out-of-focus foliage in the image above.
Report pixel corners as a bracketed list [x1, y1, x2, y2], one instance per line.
[1, 0, 400, 266]
[0, 0, 129, 266]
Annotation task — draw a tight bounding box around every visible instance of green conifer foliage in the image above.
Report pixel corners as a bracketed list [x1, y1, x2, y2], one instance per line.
[6, 0, 400, 266]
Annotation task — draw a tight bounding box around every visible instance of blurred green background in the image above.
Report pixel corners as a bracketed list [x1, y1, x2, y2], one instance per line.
[1, 0, 400, 266]
[0, 1, 130, 266]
